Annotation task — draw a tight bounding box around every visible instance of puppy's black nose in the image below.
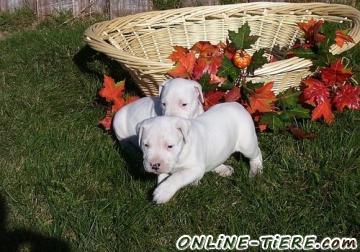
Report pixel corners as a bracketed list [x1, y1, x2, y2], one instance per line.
[150, 162, 161, 171]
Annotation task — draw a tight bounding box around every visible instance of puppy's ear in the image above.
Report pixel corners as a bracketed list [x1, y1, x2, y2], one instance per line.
[136, 121, 145, 146]
[159, 79, 171, 97]
[193, 82, 204, 103]
[176, 118, 191, 144]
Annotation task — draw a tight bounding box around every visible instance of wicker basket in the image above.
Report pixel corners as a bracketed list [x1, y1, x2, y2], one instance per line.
[85, 2, 360, 96]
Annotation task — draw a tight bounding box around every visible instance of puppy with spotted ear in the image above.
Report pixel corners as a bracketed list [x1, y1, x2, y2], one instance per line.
[136, 102, 263, 204]
[112, 78, 204, 145]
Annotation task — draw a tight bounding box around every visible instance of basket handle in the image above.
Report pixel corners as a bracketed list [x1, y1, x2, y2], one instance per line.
[325, 4, 360, 55]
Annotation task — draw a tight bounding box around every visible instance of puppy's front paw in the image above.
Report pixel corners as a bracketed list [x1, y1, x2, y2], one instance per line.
[153, 184, 176, 204]
[249, 152, 263, 178]
[249, 160, 263, 178]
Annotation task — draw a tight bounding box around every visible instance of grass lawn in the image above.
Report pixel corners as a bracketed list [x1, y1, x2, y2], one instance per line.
[0, 7, 359, 252]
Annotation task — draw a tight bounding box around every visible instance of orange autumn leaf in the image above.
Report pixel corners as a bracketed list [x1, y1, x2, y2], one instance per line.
[168, 62, 188, 78]
[311, 99, 334, 124]
[111, 95, 140, 113]
[191, 41, 221, 57]
[169, 46, 189, 61]
[98, 76, 140, 130]
[111, 98, 126, 113]
[247, 82, 277, 113]
[168, 51, 196, 78]
[99, 76, 125, 103]
[335, 30, 354, 48]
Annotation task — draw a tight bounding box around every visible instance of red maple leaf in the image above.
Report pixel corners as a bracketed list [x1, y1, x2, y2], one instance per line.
[208, 56, 222, 75]
[258, 124, 268, 132]
[204, 90, 224, 110]
[247, 82, 277, 114]
[217, 40, 236, 60]
[99, 75, 125, 103]
[320, 59, 352, 86]
[333, 84, 360, 112]
[99, 107, 113, 130]
[302, 78, 330, 106]
[168, 51, 196, 78]
[251, 114, 267, 132]
[192, 56, 223, 80]
[335, 30, 354, 48]
[311, 99, 334, 124]
[224, 86, 241, 102]
[297, 18, 325, 46]
[192, 57, 208, 80]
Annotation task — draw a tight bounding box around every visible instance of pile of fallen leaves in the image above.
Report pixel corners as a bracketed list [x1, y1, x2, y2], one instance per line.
[166, 20, 359, 135]
[97, 19, 359, 137]
[302, 59, 357, 124]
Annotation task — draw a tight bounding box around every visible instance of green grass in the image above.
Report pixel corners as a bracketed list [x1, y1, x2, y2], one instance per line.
[0, 7, 36, 32]
[0, 9, 359, 252]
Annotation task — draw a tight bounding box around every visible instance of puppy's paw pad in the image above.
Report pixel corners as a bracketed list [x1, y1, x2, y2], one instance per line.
[213, 164, 234, 177]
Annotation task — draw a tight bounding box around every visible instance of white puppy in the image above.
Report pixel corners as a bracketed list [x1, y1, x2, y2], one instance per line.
[137, 102, 263, 204]
[112, 78, 204, 144]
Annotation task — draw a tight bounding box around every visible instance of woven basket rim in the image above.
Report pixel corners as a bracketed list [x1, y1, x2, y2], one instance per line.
[84, 2, 360, 95]
[85, 2, 360, 62]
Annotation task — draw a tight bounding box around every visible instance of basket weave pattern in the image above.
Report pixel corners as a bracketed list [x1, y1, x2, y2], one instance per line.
[85, 2, 360, 96]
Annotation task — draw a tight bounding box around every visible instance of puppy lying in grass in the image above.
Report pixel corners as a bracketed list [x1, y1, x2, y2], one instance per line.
[137, 102, 263, 204]
[113, 78, 204, 145]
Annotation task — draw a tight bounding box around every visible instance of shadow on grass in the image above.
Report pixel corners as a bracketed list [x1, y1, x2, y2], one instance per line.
[114, 138, 157, 183]
[0, 195, 70, 252]
[114, 139, 157, 201]
[73, 45, 143, 95]
[74, 45, 156, 184]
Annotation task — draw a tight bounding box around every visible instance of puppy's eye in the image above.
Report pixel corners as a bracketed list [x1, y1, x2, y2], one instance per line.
[144, 143, 149, 147]
[182, 103, 187, 107]
[162, 103, 166, 107]
[167, 145, 173, 149]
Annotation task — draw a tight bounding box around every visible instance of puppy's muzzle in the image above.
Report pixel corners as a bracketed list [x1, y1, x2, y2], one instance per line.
[150, 162, 161, 171]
